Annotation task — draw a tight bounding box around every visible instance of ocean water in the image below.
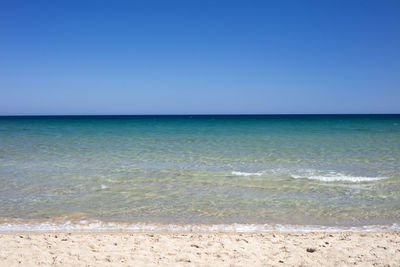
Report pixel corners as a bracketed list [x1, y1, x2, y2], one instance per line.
[0, 115, 399, 232]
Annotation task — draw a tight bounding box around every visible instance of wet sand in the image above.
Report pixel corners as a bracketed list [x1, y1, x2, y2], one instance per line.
[0, 232, 399, 266]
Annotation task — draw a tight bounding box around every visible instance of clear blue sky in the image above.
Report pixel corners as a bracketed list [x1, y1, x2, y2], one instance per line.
[1, 0, 399, 115]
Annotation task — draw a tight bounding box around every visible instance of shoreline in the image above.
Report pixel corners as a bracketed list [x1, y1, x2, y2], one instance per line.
[1, 220, 399, 233]
[1, 231, 399, 266]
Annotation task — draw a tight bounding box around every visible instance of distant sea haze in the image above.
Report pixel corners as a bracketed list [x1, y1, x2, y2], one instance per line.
[0, 115, 399, 232]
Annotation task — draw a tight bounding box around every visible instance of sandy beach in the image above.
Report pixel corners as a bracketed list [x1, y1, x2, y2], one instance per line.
[1, 232, 399, 266]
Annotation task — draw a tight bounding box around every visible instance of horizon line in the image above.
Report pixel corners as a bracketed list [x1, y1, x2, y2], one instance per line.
[1, 113, 400, 117]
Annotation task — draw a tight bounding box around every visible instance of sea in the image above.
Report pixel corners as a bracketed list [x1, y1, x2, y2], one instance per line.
[0, 115, 399, 232]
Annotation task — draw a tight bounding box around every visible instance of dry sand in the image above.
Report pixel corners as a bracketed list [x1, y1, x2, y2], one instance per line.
[0, 232, 399, 266]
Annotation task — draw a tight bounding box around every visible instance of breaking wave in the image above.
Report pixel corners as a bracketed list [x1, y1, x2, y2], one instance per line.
[232, 170, 387, 182]
[290, 174, 386, 182]
[231, 171, 264, 176]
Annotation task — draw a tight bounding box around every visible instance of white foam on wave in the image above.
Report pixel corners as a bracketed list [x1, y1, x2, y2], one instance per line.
[0, 220, 398, 233]
[291, 174, 386, 182]
[232, 171, 264, 176]
[232, 169, 387, 182]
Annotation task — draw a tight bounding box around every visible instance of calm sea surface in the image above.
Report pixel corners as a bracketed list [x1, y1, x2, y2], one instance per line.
[0, 115, 399, 230]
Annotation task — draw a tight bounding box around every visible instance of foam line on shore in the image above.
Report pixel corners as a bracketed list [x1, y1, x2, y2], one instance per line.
[0, 221, 398, 233]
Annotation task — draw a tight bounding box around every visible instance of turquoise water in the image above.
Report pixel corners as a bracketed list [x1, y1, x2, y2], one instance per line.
[0, 115, 399, 230]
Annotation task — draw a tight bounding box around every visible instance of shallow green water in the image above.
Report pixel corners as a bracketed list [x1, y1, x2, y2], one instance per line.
[0, 115, 399, 227]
